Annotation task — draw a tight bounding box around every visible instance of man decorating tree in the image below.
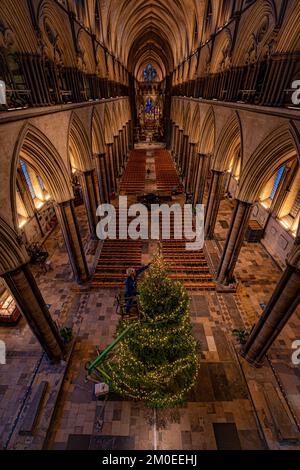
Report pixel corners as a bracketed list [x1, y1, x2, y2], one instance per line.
[124, 264, 151, 314]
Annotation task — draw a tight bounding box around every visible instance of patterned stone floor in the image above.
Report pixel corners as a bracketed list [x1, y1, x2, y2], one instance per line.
[211, 198, 300, 434]
[0, 205, 93, 449]
[1, 163, 300, 450]
[46, 289, 264, 450]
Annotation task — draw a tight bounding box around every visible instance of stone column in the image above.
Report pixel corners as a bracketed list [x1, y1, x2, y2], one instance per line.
[119, 129, 125, 169]
[174, 130, 180, 165]
[113, 135, 121, 178]
[55, 200, 89, 283]
[124, 123, 129, 154]
[127, 120, 133, 149]
[170, 123, 174, 154]
[182, 135, 189, 176]
[204, 170, 225, 239]
[106, 143, 116, 193]
[173, 125, 179, 164]
[95, 153, 110, 203]
[177, 129, 184, 169]
[186, 143, 196, 192]
[193, 153, 210, 205]
[190, 152, 200, 200]
[122, 125, 128, 162]
[80, 170, 98, 239]
[92, 168, 101, 207]
[2, 264, 64, 362]
[170, 123, 176, 155]
[242, 240, 300, 366]
[216, 200, 253, 284]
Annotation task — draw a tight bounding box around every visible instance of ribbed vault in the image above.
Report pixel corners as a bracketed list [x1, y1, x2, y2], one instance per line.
[99, 0, 202, 79]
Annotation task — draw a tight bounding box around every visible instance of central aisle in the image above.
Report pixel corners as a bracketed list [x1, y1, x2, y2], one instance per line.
[91, 145, 214, 290]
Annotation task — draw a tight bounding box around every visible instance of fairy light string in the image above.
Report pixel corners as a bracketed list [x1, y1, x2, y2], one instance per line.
[106, 254, 199, 409]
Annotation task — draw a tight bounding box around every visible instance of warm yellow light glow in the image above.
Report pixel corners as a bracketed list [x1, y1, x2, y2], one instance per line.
[45, 193, 51, 201]
[35, 199, 44, 210]
[18, 219, 27, 229]
[260, 200, 270, 209]
[279, 218, 291, 230]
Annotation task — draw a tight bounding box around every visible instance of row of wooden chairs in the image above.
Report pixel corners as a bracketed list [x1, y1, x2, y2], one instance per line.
[91, 227, 143, 287]
[92, 148, 214, 291]
[154, 149, 183, 193]
[161, 239, 215, 290]
[119, 150, 147, 194]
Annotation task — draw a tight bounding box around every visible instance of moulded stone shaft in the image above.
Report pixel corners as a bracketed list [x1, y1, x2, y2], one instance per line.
[242, 262, 300, 366]
[81, 170, 98, 239]
[216, 200, 253, 284]
[3, 264, 64, 362]
[55, 200, 89, 283]
[204, 170, 225, 239]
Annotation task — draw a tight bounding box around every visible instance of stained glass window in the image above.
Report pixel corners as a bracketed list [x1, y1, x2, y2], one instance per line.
[147, 64, 152, 81]
[143, 64, 157, 81]
[145, 98, 153, 113]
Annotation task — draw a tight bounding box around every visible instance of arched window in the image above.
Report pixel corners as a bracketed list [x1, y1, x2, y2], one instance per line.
[145, 98, 153, 113]
[143, 64, 157, 81]
[20, 159, 35, 199]
[37, 175, 45, 192]
[270, 165, 285, 200]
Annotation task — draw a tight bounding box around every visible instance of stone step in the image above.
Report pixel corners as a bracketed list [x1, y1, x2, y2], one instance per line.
[263, 384, 299, 445]
[19, 381, 48, 436]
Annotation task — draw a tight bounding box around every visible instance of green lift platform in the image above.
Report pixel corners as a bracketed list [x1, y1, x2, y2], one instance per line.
[85, 321, 137, 384]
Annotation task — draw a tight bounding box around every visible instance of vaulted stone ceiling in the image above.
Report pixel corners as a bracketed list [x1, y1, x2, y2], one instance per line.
[98, 0, 206, 79]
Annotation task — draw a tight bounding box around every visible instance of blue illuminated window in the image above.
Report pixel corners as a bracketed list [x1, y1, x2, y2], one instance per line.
[270, 165, 285, 201]
[143, 64, 157, 81]
[37, 175, 45, 191]
[20, 159, 35, 199]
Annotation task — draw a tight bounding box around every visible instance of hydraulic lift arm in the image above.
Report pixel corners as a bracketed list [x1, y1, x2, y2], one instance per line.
[86, 322, 136, 379]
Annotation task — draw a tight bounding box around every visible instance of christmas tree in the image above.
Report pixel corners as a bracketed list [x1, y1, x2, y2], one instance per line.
[108, 256, 199, 408]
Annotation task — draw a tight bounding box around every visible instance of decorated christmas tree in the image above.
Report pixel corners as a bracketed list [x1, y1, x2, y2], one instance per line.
[108, 256, 199, 408]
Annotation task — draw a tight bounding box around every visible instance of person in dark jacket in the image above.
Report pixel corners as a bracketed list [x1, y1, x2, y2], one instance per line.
[124, 264, 150, 314]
